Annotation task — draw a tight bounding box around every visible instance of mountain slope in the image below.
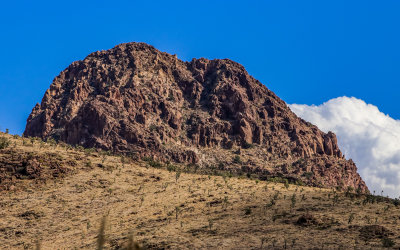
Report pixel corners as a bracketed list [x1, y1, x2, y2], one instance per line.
[24, 42, 367, 192]
[0, 133, 398, 249]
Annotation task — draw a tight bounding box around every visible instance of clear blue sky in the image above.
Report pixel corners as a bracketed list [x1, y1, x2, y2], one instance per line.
[1, 0, 399, 134]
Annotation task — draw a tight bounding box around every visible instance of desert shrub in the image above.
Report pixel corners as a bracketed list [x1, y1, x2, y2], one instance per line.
[167, 164, 177, 172]
[382, 237, 395, 248]
[46, 137, 57, 146]
[296, 214, 320, 226]
[291, 194, 297, 208]
[362, 194, 394, 206]
[360, 225, 390, 240]
[143, 157, 163, 168]
[273, 191, 280, 200]
[175, 171, 181, 183]
[186, 163, 199, 173]
[85, 160, 93, 168]
[149, 160, 163, 168]
[244, 207, 252, 215]
[0, 137, 10, 149]
[208, 218, 214, 231]
[266, 197, 276, 208]
[268, 176, 291, 187]
[302, 172, 313, 179]
[175, 206, 180, 219]
[233, 155, 242, 164]
[295, 158, 306, 167]
[345, 186, 354, 197]
[142, 156, 152, 162]
[167, 93, 175, 101]
[29, 137, 35, 145]
[242, 142, 254, 149]
[85, 147, 96, 155]
[284, 180, 290, 189]
[348, 213, 355, 224]
[149, 124, 157, 131]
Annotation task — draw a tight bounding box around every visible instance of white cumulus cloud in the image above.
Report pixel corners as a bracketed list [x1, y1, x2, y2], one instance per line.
[289, 96, 400, 198]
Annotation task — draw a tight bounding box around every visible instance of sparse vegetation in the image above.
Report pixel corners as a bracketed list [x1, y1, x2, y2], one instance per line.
[302, 171, 313, 179]
[233, 155, 241, 164]
[290, 194, 296, 209]
[0, 134, 398, 249]
[175, 171, 181, 183]
[242, 142, 254, 149]
[382, 237, 395, 248]
[166, 163, 177, 172]
[143, 157, 163, 168]
[244, 207, 252, 215]
[149, 124, 157, 131]
[0, 136, 10, 149]
[348, 213, 355, 224]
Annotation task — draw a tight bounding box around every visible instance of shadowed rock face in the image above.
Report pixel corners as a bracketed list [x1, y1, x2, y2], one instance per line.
[24, 42, 368, 192]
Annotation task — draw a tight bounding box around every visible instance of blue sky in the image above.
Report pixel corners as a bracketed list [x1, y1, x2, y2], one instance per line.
[0, 0, 399, 134]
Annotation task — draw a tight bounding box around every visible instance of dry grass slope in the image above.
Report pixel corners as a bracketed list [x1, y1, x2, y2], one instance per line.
[0, 132, 399, 249]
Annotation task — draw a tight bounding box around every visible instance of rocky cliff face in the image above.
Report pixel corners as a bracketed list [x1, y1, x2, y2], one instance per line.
[24, 42, 368, 192]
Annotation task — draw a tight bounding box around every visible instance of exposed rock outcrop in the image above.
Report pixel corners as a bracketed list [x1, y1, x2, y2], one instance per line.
[24, 42, 368, 192]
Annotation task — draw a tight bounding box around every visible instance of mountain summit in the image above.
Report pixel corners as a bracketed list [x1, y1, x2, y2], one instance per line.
[24, 42, 368, 192]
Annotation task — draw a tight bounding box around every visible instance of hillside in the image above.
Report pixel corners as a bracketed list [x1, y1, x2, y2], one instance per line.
[0, 133, 398, 249]
[24, 42, 367, 192]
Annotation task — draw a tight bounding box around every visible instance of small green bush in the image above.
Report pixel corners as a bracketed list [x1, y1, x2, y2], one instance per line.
[348, 213, 355, 224]
[46, 137, 57, 146]
[233, 155, 242, 164]
[284, 180, 290, 189]
[382, 237, 395, 248]
[143, 157, 163, 168]
[0, 137, 10, 149]
[167, 93, 175, 102]
[242, 142, 254, 149]
[302, 172, 313, 179]
[149, 124, 157, 131]
[149, 160, 163, 168]
[291, 194, 296, 208]
[167, 164, 177, 172]
[175, 171, 181, 183]
[244, 207, 252, 215]
[85, 160, 93, 168]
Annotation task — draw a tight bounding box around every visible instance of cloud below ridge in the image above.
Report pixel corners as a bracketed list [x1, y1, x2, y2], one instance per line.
[289, 96, 400, 198]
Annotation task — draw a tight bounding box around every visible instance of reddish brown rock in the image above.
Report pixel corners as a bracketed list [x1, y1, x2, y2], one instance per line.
[24, 42, 368, 192]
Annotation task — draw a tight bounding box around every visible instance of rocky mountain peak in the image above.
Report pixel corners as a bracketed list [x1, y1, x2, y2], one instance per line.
[24, 42, 368, 192]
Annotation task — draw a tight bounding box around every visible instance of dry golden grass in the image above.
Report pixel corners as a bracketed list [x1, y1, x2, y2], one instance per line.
[0, 133, 399, 249]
